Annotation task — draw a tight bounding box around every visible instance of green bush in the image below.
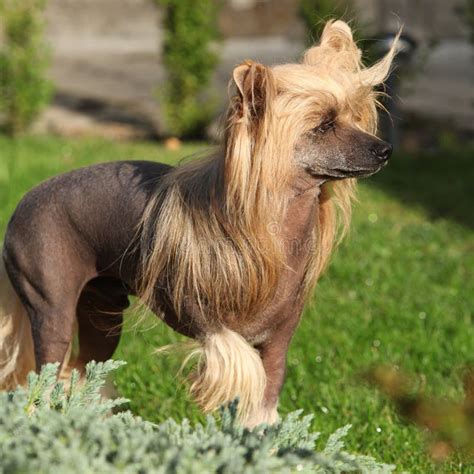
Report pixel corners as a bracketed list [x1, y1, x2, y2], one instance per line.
[456, 0, 474, 44]
[0, 360, 395, 473]
[298, 0, 374, 53]
[299, 0, 356, 44]
[156, 0, 220, 139]
[0, 0, 52, 136]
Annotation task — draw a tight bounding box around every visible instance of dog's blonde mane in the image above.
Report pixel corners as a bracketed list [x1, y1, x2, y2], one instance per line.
[138, 20, 399, 324]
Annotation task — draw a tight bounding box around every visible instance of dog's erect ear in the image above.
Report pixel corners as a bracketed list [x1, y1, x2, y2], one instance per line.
[303, 20, 361, 66]
[319, 20, 354, 52]
[302, 19, 400, 90]
[232, 61, 276, 120]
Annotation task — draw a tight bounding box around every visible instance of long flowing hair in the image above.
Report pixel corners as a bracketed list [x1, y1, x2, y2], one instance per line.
[137, 21, 399, 327]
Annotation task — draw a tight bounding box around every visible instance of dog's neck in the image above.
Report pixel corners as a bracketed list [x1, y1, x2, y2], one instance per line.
[289, 169, 325, 199]
[281, 170, 323, 259]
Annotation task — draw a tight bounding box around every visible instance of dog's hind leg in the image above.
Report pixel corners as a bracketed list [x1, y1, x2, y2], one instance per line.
[2, 248, 94, 384]
[75, 278, 127, 366]
[70, 277, 129, 398]
[0, 252, 85, 389]
[23, 289, 82, 379]
[74, 277, 128, 391]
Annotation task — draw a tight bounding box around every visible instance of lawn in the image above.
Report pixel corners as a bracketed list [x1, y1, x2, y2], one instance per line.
[1, 135, 473, 473]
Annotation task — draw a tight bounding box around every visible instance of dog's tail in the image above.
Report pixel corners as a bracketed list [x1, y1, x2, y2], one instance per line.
[176, 327, 275, 427]
[0, 256, 35, 390]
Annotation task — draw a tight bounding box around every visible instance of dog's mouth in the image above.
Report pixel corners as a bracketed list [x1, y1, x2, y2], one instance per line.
[352, 162, 388, 178]
[306, 162, 387, 180]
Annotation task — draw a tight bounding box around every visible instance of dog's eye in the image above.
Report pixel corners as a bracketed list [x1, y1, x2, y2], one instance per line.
[316, 120, 336, 133]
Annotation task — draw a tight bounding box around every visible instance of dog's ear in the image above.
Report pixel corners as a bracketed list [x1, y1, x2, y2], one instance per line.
[232, 61, 276, 122]
[303, 20, 361, 66]
[224, 61, 276, 207]
[319, 20, 354, 52]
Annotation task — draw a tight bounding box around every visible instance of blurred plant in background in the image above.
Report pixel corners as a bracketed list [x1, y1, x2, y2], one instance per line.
[298, 0, 379, 69]
[156, 0, 220, 139]
[0, 0, 52, 136]
[299, 0, 357, 45]
[365, 366, 474, 463]
[456, 0, 474, 44]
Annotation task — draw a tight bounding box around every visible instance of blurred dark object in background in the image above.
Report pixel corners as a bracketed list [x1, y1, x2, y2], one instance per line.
[364, 365, 474, 463]
[374, 32, 417, 148]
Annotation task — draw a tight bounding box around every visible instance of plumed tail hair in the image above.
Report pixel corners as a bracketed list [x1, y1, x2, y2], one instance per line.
[0, 257, 35, 390]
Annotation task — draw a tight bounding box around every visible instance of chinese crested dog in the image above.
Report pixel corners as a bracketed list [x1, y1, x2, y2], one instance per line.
[0, 21, 398, 426]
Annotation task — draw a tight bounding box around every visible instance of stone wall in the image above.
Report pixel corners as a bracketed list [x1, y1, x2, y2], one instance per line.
[30, 0, 473, 137]
[46, 0, 161, 52]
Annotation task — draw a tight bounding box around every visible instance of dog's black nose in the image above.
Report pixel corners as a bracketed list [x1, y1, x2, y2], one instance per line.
[370, 142, 393, 162]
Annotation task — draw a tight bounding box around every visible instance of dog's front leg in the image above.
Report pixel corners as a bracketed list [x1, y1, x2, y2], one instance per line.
[255, 340, 290, 426]
[247, 305, 303, 428]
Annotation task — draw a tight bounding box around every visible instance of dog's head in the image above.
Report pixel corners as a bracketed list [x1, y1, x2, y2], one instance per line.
[293, 109, 392, 180]
[227, 20, 399, 186]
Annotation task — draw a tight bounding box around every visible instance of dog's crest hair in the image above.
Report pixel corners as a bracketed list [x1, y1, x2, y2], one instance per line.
[136, 20, 399, 423]
[138, 20, 399, 323]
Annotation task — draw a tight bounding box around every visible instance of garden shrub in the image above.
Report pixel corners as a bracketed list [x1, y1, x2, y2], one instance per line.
[298, 0, 375, 59]
[0, 0, 52, 135]
[156, 0, 220, 139]
[299, 0, 357, 45]
[0, 360, 395, 473]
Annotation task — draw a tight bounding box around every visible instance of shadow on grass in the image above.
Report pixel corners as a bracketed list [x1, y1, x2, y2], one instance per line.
[368, 147, 474, 229]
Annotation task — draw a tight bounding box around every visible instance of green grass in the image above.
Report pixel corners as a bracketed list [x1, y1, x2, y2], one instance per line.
[1, 135, 473, 473]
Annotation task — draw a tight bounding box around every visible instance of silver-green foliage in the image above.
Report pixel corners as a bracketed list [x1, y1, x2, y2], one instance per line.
[0, 0, 52, 135]
[0, 361, 395, 473]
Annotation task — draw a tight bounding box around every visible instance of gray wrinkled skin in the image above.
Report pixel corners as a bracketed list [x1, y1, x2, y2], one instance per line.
[295, 118, 392, 181]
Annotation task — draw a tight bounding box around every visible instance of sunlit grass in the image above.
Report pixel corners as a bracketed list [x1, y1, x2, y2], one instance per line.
[1, 135, 473, 472]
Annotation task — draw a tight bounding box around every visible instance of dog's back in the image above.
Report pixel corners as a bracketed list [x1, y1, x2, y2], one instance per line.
[0, 160, 171, 389]
[4, 160, 172, 283]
